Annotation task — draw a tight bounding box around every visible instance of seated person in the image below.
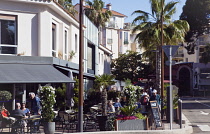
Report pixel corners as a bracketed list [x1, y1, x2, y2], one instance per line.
[120, 96, 127, 107]
[140, 93, 150, 114]
[107, 100, 115, 113]
[10, 103, 26, 128]
[1, 106, 15, 126]
[113, 97, 122, 111]
[21, 103, 30, 117]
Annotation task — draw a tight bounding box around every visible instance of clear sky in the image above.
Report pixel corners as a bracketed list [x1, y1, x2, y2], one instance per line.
[73, 0, 187, 23]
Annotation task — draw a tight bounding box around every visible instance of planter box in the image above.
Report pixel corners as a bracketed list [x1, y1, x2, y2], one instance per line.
[115, 119, 148, 131]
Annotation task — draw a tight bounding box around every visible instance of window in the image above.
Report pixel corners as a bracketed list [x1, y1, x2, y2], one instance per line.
[0, 14, 17, 54]
[75, 34, 77, 53]
[185, 58, 188, 62]
[124, 32, 128, 44]
[107, 38, 113, 44]
[52, 23, 57, 57]
[87, 44, 95, 70]
[64, 30, 68, 60]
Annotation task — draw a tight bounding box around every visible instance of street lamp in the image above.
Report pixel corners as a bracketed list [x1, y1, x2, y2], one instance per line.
[162, 45, 179, 130]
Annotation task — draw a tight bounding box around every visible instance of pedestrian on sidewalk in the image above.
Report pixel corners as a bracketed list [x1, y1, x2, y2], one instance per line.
[150, 89, 161, 110]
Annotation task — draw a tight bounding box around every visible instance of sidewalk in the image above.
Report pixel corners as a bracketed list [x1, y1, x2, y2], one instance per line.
[0, 113, 193, 134]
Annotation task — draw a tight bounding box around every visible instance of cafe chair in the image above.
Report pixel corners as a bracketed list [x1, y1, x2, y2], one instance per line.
[26, 116, 41, 133]
[83, 114, 98, 131]
[11, 116, 25, 134]
[55, 111, 65, 130]
[62, 114, 77, 133]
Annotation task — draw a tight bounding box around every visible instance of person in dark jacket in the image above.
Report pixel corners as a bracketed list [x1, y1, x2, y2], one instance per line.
[29, 92, 41, 115]
[10, 103, 25, 118]
[10, 103, 26, 130]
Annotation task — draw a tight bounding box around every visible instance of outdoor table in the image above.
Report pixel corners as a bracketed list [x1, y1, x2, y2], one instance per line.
[90, 105, 102, 114]
[24, 115, 41, 133]
[65, 110, 75, 114]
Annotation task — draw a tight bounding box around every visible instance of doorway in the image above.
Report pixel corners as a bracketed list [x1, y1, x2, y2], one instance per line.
[178, 67, 191, 96]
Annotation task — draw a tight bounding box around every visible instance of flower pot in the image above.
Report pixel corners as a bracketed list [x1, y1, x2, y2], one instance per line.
[115, 119, 147, 130]
[97, 115, 108, 131]
[44, 122, 55, 134]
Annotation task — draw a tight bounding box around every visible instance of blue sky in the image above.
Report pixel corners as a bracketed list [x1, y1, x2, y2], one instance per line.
[73, 0, 187, 23]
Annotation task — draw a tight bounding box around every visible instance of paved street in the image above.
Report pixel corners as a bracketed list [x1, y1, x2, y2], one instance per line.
[182, 97, 210, 134]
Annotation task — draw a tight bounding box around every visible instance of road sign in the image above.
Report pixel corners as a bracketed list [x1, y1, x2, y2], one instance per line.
[162, 45, 179, 58]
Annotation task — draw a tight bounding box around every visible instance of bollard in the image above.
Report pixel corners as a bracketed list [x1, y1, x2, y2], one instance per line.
[178, 99, 182, 129]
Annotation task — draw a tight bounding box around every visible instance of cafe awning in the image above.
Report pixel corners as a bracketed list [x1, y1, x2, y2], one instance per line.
[0, 64, 75, 83]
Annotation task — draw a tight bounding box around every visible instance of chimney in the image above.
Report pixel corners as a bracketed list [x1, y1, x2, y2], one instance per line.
[106, 3, 111, 10]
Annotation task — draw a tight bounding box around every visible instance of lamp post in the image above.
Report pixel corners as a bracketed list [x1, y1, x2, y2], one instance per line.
[78, 0, 84, 132]
[162, 45, 179, 130]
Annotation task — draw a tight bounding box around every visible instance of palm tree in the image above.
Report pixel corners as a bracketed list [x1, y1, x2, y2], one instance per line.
[94, 74, 116, 116]
[84, 0, 112, 45]
[132, 0, 189, 90]
[58, 0, 77, 16]
[84, 0, 112, 28]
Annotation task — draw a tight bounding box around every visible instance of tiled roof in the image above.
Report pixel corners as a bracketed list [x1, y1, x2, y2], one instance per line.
[102, 8, 127, 17]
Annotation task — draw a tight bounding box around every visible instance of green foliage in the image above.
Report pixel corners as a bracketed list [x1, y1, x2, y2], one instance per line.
[135, 113, 147, 120]
[58, 0, 78, 15]
[120, 105, 139, 117]
[105, 117, 115, 131]
[94, 74, 116, 116]
[180, 0, 210, 43]
[85, 0, 112, 28]
[132, 0, 189, 65]
[124, 79, 132, 86]
[107, 90, 121, 100]
[122, 85, 143, 105]
[111, 51, 152, 83]
[38, 86, 56, 122]
[0, 91, 12, 101]
[162, 85, 179, 109]
[55, 84, 66, 109]
[87, 90, 102, 105]
[200, 43, 210, 64]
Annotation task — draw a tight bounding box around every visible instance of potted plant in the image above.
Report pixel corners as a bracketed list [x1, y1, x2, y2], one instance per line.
[115, 105, 147, 130]
[0, 90, 12, 106]
[94, 74, 116, 131]
[38, 86, 56, 134]
[114, 84, 147, 130]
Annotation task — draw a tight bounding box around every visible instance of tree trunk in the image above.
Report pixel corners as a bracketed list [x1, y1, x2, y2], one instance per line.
[101, 88, 107, 116]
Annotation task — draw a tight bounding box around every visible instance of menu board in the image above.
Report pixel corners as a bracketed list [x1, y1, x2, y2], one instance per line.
[150, 101, 162, 128]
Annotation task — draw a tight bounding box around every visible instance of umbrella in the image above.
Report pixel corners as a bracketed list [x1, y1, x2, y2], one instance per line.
[66, 70, 74, 107]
